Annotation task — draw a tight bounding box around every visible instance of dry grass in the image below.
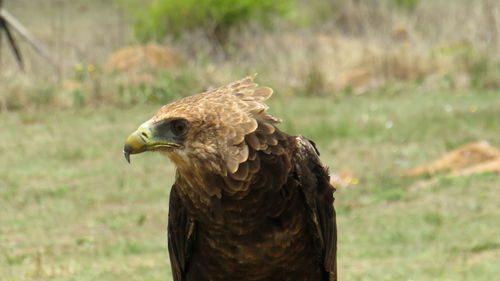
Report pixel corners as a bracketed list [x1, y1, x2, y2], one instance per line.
[1, 0, 499, 111]
[224, 0, 500, 95]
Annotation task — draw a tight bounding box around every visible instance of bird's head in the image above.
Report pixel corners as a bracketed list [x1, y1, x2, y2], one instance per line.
[124, 75, 278, 176]
[123, 116, 190, 162]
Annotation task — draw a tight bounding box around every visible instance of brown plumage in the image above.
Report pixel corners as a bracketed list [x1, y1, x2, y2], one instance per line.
[124, 75, 337, 281]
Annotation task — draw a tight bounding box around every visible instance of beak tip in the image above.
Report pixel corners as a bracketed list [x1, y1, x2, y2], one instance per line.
[124, 150, 131, 164]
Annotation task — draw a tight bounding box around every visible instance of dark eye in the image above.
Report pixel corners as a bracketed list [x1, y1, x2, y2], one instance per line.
[171, 119, 188, 136]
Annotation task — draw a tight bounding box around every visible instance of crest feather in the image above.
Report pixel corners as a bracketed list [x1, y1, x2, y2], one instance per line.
[153, 74, 283, 180]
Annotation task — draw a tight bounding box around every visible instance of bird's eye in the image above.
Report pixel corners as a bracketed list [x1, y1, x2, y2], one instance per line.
[171, 119, 188, 136]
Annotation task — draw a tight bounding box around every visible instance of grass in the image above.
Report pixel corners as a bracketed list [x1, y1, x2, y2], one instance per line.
[1, 88, 499, 281]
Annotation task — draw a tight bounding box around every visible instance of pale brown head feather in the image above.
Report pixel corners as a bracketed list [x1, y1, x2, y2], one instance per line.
[150, 75, 281, 179]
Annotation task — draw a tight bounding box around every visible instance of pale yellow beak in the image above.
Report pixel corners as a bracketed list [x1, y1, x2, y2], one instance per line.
[124, 122, 183, 163]
[123, 123, 152, 163]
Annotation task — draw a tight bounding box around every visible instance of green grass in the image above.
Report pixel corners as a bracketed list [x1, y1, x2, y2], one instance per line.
[1, 89, 499, 280]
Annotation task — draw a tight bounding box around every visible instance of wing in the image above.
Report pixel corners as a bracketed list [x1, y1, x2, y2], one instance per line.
[167, 185, 196, 281]
[294, 136, 337, 281]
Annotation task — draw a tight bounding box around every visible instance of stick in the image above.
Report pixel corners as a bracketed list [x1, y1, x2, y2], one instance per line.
[0, 8, 58, 69]
[0, 18, 3, 72]
[1, 19, 23, 70]
[0, 0, 3, 71]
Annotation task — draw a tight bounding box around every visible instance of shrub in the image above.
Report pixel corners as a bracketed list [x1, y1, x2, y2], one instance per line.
[391, 0, 418, 10]
[123, 0, 291, 44]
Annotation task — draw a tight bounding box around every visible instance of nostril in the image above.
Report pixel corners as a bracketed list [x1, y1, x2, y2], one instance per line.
[140, 131, 150, 141]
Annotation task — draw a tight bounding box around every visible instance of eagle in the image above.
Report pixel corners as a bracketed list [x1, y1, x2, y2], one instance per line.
[124, 75, 337, 281]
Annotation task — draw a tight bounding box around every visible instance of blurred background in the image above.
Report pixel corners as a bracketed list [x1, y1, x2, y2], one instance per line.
[0, 0, 499, 280]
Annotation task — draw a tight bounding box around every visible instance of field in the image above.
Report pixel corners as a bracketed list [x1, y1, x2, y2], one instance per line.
[1, 88, 499, 281]
[1, 0, 500, 280]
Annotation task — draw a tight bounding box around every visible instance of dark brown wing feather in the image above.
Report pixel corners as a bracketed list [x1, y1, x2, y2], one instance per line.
[167, 136, 336, 281]
[168, 185, 196, 281]
[294, 136, 337, 281]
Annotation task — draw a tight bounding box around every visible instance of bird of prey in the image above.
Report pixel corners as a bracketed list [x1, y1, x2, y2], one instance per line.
[124, 75, 337, 281]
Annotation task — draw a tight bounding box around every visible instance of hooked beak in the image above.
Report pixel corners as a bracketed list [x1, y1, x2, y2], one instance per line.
[123, 122, 183, 163]
[124, 123, 150, 163]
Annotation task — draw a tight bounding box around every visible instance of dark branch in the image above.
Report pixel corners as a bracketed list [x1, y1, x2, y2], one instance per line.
[1, 19, 23, 70]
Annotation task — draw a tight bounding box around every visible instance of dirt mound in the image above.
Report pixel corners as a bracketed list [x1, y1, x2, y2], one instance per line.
[407, 141, 500, 177]
[104, 43, 184, 75]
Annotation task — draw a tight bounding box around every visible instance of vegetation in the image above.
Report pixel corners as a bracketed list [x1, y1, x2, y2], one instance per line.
[1, 0, 499, 112]
[0, 0, 499, 280]
[124, 0, 290, 43]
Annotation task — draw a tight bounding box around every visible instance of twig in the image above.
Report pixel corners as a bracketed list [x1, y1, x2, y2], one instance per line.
[1, 19, 23, 70]
[0, 0, 3, 71]
[0, 8, 58, 69]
